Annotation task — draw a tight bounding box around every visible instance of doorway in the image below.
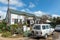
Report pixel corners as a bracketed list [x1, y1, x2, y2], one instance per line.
[27, 20, 30, 27]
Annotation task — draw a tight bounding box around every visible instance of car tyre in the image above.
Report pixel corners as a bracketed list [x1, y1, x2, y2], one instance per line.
[44, 34, 48, 39]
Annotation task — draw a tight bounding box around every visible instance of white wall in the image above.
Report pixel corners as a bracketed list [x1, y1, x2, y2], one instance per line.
[11, 13, 25, 24]
[27, 17, 33, 19]
[17, 15, 25, 24]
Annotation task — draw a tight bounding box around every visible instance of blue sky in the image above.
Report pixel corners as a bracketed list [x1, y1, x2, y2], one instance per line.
[0, 0, 60, 18]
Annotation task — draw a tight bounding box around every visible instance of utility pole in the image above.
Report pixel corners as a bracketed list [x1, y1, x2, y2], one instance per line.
[8, 0, 9, 10]
[7, 0, 10, 26]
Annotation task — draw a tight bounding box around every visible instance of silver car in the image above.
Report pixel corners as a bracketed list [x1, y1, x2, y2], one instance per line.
[55, 25, 60, 32]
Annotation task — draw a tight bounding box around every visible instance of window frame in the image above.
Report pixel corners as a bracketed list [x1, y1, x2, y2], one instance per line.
[33, 25, 41, 30]
[42, 25, 46, 30]
[14, 19, 18, 24]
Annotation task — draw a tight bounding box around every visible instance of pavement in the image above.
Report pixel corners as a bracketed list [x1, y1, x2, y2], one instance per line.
[0, 32, 60, 40]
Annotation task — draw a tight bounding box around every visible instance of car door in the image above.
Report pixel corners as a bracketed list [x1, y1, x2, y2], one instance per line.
[49, 25, 54, 34]
[45, 25, 51, 35]
[42, 25, 47, 36]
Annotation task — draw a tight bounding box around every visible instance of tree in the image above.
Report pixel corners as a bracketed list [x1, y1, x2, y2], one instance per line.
[40, 15, 49, 23]
[0, 19, 7, 32]
[50, 17, 60, 28]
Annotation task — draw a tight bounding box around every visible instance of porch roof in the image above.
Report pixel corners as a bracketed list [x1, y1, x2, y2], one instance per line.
[9, 9, 35, 17]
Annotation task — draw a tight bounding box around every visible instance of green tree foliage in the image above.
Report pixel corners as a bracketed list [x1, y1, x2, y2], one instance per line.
[0, 19, 7, 32]
[50, 17, 60, 28]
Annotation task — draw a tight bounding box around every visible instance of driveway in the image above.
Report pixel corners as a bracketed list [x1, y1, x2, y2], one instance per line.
[52, 32, 60, 40]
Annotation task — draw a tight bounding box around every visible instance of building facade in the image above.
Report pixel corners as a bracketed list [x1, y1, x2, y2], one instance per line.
[6, 9, 36, 27]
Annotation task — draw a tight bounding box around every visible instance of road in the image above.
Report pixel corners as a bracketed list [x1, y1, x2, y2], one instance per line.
[28, 32, 60, 40]
[0, 32, 60, 40]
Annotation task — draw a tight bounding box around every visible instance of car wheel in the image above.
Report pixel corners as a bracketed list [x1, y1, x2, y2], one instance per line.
[44, 34, 48, 39]
[51, 32, 54, 35]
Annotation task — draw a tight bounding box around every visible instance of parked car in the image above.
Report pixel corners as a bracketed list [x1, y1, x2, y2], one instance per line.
[30, 24, 54, 38]
[55, 25, 60, 32]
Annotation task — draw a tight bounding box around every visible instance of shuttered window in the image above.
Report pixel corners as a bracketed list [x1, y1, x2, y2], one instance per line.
[14, 19, 18, 24]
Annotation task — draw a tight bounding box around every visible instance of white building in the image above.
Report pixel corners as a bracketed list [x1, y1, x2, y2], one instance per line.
[6, 9, 36, 27]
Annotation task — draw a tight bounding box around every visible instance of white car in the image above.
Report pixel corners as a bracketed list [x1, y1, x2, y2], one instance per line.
[31, 24, 54, 38]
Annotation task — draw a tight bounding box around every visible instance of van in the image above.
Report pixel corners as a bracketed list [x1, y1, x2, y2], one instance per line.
[31, 24, 54, 38]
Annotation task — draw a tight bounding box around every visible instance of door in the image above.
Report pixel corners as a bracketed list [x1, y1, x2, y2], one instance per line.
[42, 25, 47, 36]
[45, 25, 51, 35]
[49, 25, 53, 35]
[27, 20, 30, 27]
[42, 25, 50, 36]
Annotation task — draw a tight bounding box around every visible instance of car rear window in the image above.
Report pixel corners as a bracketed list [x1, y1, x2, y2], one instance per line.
[34, 25, 40, 30]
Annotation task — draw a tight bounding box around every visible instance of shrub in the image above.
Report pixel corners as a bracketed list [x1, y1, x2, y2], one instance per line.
[15, 28, 23, 34]
[1, 32, 12, 37]
[10, 24, 24, 34]
[10, 24, 18, 34]
[23, 31, 31, 37]
[10, 24, 18, 28]
[0, 29, 2, 33]
[0, 20, 7, 32]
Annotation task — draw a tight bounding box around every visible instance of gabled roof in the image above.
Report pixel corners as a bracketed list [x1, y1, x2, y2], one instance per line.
[9, 9, 35, 17]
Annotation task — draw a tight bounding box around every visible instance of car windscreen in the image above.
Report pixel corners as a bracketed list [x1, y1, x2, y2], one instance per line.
[33, 25, 40, 30]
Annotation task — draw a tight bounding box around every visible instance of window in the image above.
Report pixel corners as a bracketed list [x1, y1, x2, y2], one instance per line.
[45, 25, 49, 29]
[34, 25, 40, 30]
[20, 19, 22, 23]
[0, 16, 1, 18]
[14, 19, 18, 24]
[42, 25, 46, 29]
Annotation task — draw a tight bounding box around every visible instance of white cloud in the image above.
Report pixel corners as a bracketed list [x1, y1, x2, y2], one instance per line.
[33, 11, 46, 16]
[21, 9, 32, 13]
[29, 2, 35, 8]
[9, 6, 17, 10]
[10, 0, 26, 7]
[52, 14, 60, 18]
[21, 9, 26, 12]
[0, 6, 17, 11]
[21, 9, 47, 17]
[0, 11, 6, 19]
[0, 7, 7, 11]
[0, 6, 8, 19]
[0, 0, 25, 7]
[0, 6, 17, 19]
[0, 0, 7, 4]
